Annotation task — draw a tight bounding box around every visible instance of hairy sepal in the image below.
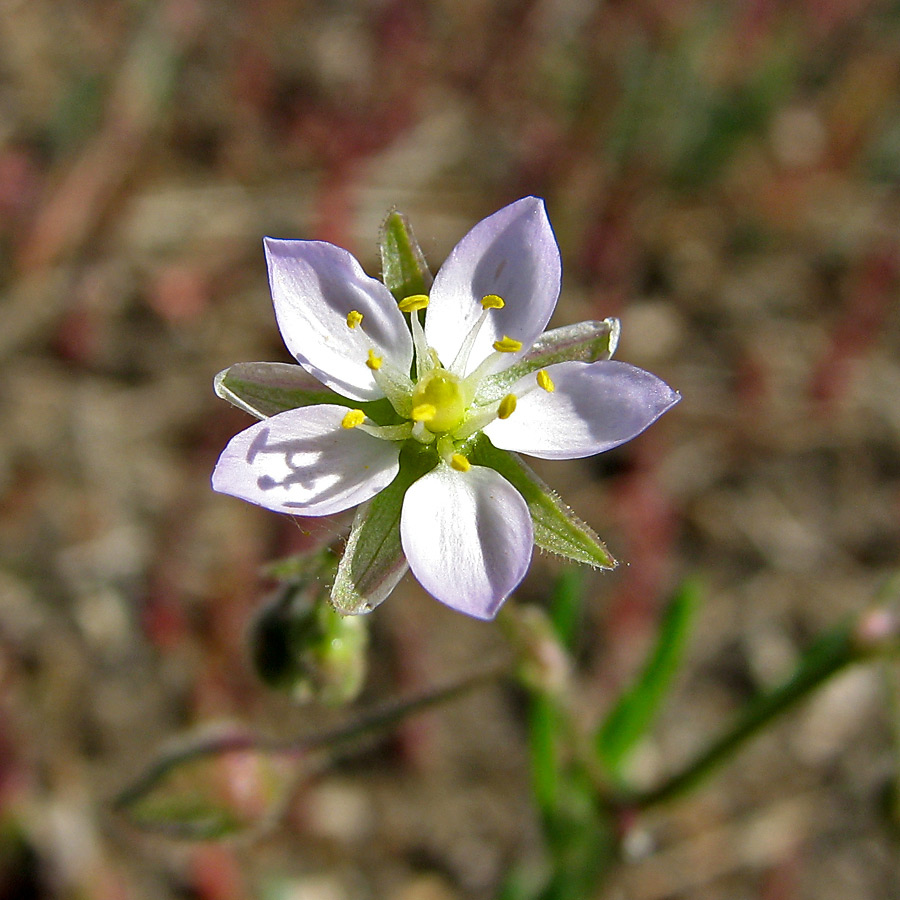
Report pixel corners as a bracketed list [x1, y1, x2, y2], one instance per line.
[215, 362, 390, 421]
[379, 209, 433, 302]
[467, 434, 616, 569]
[331, 444, 438, 615]
[475, 318, 620, 404]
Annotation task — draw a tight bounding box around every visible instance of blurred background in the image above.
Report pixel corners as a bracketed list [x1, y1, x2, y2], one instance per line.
[2, 0, 900, 897]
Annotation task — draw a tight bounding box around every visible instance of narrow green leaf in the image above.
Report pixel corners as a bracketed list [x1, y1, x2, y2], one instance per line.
[629, 604, 894, 809]
[596, 579, 701, 776]
[467, 435, 616, 569]
[529, 693, 564, 815]
[379, 209, 433, 302]
[331, 443, 438, 615]
[548, 569, 586, 653]
[116, 734, 299, 840]
[475, 319, 620, 404]
[214, 362, 393, 421]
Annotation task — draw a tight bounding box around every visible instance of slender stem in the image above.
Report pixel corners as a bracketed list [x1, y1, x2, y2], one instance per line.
[115, 658, 509, 812]
[626, 611, 895, 811]
[296, 657, 508, 753]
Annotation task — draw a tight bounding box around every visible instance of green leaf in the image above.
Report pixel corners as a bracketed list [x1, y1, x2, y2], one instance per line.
[467, 434, 616, 569]
[115, 733, 299, 840]
[214, 362, 393, 421]
[595, 579, 701, 776]
[379, 209, 433, 302]
[331, 443, 438, 615]
[528, 692, 565, 815]
[548, 569, 586, 653]
[475, 319, 620, 404]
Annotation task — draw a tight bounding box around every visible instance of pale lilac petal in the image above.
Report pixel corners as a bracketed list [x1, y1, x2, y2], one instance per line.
[425, 197, 562, 375]
[483, 360, 680, 459]
[212, 405, 400, 516]
[400, 464, 533, 619]
[265, 239, 413, 402]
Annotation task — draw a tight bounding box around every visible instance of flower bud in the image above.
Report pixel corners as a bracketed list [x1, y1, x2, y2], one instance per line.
[250, 580, 368, 706]
[501, 604, 571, 697]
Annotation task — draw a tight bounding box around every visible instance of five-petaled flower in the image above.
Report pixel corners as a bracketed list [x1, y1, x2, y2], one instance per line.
[212, 198, 679, 619]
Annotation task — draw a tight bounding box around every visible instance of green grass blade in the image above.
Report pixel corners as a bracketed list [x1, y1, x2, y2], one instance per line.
[596, 579, 701, 776]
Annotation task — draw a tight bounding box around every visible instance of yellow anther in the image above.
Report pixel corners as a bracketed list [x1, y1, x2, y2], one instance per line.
[536, 369, 555, 392]
[450, 453, 471, 472]
[498, 394, 517, 419]
[481, 294, 505, 310]
[398, 294, 430, 313]
[411, 403, 437, 423]
[341, 409, 366, 429]
[346, 310, 364, 329]
[493, 335, 522, 353]
[366, 349, 383, 370]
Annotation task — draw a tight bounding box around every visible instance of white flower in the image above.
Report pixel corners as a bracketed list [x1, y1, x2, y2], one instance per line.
[213, 198, 679, 619]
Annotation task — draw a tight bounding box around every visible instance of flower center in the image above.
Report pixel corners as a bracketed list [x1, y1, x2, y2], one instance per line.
[410, 368, 467, 434]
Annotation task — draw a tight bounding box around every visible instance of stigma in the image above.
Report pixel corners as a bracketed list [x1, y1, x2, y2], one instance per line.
[410, 368, 467, 434]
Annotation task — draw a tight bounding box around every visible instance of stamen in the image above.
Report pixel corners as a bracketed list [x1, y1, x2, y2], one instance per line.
[461, 350, 505, 395]
[346, 310, 364, 329]
[493, 335, 522, 353]
[498, 394, 517, 419]
[366, 349, 383, 370]
[453, 387, 521, 440]
[342, 409, 365, 429]
[396, 295, 434, 379]
[358, 422, 413, 442]
[370, 361, 414, 417]
[398, 294, 429, 313]
[436, 435, 455, 467]
[411, 421, 435, 444]
[450, 453, 471, 472]
[411, 403, 436, 423]
[409, 302, 433, 379]
[450, 297, 505, 375]
[536, 369, 555, 392]
[453, 405, 497, 440]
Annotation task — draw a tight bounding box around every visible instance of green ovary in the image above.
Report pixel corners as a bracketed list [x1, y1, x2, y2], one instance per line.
[411, 369, 467, 433]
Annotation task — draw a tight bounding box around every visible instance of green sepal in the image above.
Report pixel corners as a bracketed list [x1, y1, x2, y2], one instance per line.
[331, 443, 438, 615]
[214, 362, 394, 423]
[379, 209, 433, 302]
[475, 318, 620, 404]
[467, 434, 616, 569]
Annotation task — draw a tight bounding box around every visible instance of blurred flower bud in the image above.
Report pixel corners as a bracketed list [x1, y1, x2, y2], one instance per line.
[854, 604, 900, 655]
[250, 578, 368, 706]
[501, 604, 571, 697]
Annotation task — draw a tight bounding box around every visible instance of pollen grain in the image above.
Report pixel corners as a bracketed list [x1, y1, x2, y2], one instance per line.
[498, 394, 517, 419]
[493, 335, 522, 353]
[341, 409, 366, 429]
[398, 294, 430, 313]
[450, 453, 471, 472]
[536, 369, 555, 392]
